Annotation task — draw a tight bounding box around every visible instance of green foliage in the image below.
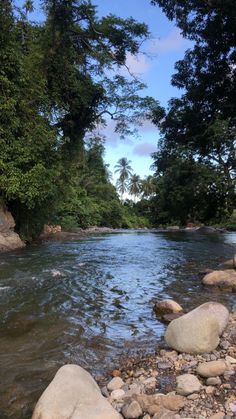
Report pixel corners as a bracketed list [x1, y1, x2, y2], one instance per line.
[0, 0, 160, 238]
[150, 0, 236, 226]
[121, 201, 150, 228]
[115, 157, 133, 198]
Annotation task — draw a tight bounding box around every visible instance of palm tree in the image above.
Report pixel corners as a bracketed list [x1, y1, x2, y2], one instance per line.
[141, 175, 156, 198]
[114, 158, 133, 199]
[129, 174, 141, 202]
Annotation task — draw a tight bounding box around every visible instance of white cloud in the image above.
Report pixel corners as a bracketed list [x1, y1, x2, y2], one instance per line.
[149, 28, 189, 54]
[133, 142, 157, 156]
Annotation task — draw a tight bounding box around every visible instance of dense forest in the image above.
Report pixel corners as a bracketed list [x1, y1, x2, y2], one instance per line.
[0, 0, 236, 241]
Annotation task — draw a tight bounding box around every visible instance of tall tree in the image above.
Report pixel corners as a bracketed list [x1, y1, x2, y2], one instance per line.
[141, 175, 156, 198]
[129, 174, 141, 201]
[0, 0, 160, 238]
[150, 0, 236, 222]
[115, 157, 133, 199]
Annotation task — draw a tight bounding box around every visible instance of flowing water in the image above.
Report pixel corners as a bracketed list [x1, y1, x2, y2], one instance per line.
[0, 231, 236, 418]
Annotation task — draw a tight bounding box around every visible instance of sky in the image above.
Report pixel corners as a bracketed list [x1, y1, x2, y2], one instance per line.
[16, 0, 192, 181]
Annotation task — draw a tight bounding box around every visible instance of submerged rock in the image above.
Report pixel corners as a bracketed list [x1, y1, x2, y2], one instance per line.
[32, 364, 122, 419]
[165, 302, 229, 354]
[220, 255, 236, 269]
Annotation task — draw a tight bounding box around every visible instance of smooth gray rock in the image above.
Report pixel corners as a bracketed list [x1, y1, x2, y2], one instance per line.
[32, 364, 122, 419]
[197, 360, 227, 377]
[165, 302, 229, 354]
[176, 374, 202, 396]
[122, 400, 143, 418]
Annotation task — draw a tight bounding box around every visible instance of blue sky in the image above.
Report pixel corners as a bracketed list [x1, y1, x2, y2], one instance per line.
[16, 0, 192, 180]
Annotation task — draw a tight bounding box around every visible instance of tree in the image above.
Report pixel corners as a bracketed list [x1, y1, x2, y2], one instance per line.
[150, 0, 236, 222]
[0, 0, 161, 238]
[141, 175, 156, 198]
[151, 154, 231, 225]
[115, 157, 133, 199]
[129, 174, 141, 201]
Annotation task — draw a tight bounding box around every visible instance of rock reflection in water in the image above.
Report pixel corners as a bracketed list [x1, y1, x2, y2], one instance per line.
[0, 231, 235, 418]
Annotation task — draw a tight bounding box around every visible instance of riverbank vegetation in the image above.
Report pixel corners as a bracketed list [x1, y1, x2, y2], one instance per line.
[0, 0, 235, 241]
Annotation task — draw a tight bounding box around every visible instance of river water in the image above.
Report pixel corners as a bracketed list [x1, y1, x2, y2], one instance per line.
[0, 231, 236, 418]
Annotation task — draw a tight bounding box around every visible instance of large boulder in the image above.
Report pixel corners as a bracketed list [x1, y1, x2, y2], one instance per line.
[32, 364, 122, 419]
[202, 270, 236, 291]
[0, 231, 25, 251]
[0, 205, 24, 251]
[165, 302, 229, 354]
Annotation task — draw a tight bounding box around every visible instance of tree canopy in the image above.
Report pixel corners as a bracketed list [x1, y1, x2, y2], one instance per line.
[0, 0, 160, 238]
[150, 0, 236, 225]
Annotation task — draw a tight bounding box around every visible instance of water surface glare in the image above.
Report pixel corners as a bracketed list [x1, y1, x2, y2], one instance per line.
[0, 231, 236, 418]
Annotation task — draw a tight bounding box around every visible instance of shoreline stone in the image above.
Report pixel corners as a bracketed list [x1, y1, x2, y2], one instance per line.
[165, 302, 229, 354]
[202, 270, 236, 291]
[154, 299, 183, 316]
[0, 205, 25, 251]
[197, 360, 227, 378]
[32, 364, 122, 419]
[31, 304, 236, 419]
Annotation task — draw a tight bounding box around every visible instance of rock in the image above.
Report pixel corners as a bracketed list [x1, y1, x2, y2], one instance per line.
[32, 364, 122, 419]
[202, 270, 236, 289]
[157, 361, 172, 369]
[198, 268, 214, 277]
[187, 393, 199, 400]
[209, 412, 225, 419]
[101, 386, 109, 397]
[0, 205, 25, 251]
[161, 395, 185, 411]
[167, 226, 180, 231]
[225, 355, 236, 364]
[152, 407, 176, 418]
[206, 377, 222, 386]
[143, 415, 151, 419]
[121, 400, 142, 418]
[107, 377, 125, 391]
[43, 224, 62, 235]
[110, 389, 125, 400]
[197, 360, 227, 377]
[0, 231, 25, 251]
[134, 394, 184, 412]
[154, 300, 183, 315]
[162, 313, 184, 323]
[165, 302, 229, 354]
[209, 413, 225, 419]
[176, 374, 202, 396]
[111, 370, 121, 377]
[221, 255, 236, 269]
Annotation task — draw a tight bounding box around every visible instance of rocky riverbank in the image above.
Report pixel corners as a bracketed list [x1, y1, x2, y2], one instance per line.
[0, 205, 25, 251]
[31, 299, 236, 419]
[39, 224, 227, 244]
[98, 307, 236, 419]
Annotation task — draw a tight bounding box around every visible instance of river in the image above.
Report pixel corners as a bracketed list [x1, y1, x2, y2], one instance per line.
[0, 231, 236, 418]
